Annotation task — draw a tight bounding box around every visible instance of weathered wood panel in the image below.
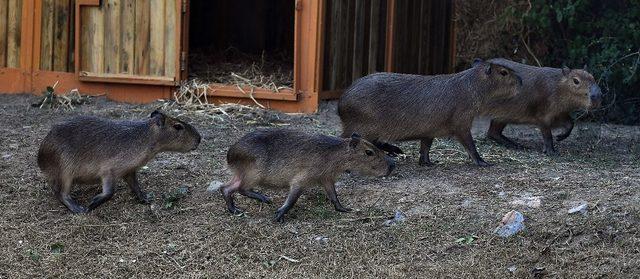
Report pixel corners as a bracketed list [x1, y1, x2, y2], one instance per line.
[104, 0, 121, 73]
[0, 0, 8, 68]
[120, 0, 135, 74]
[149, 0, 165, 76]
[53, 0, 71, 72]
[6, 0, 21, 68]
[134, 0, 150, 75]
[40, 0, 54, 71]
[79, 0, 179, 80]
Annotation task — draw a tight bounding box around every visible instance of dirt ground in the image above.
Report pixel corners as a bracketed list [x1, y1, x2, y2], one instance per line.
[0, 94, 638, 278]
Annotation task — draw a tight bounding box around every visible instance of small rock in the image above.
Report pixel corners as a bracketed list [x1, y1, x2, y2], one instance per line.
[383, 211, 407, 226]
[511, 195, 541, 208]
[495, 210, 525, 237]
[507, 266, 517, 273]
[568, 202, 588, 215]
[314, 236, 329, 245]
[206, 181, 224, 193]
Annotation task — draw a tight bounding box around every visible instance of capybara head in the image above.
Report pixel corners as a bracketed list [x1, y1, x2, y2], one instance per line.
[345, 133, 395, 176]
[150, 110, 201, 152]
[473, 58, 523, 98]
[559, 67, 602, 109]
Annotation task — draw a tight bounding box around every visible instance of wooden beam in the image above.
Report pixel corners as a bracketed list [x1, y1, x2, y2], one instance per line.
[384, 0, 395, 72]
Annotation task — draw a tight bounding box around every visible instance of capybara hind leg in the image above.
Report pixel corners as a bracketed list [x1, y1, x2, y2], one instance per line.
[540, 126, 558, 156]
[239, 189, 272, 204]
[372, 140, 404, 156]
[124, 172, 149, 203]
[488, 120, 524, 149]
[88, 177, 115, 210]
[220, 175, 243, 214]
[418, 138, 434, 166]
[323, 181, 351, 212]
[57, 178, 88, 213]
[456, 132, 492, 167]
[274, 186, 303, 222]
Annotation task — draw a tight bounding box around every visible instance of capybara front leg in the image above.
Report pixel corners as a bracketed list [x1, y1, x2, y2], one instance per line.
[323, 181, 352, 212]
[488, 120, 524, 149]
[419, 138, 434, 166]
[555, 118, 574, 142]
[124, 172, 148, 204]
[240, 189, 272, 204]
[540, 126, 558, 156]
[457, 131, 492, 167]
[88, 177, 115, 210]
[274, 186, 303, 222]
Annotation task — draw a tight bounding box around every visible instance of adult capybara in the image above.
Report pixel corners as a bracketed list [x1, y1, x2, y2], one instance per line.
[338, 59, 523, 167]
[483, 58, 603, 155]
[219, 129, 395, 222]
[37, 111, 201, 213]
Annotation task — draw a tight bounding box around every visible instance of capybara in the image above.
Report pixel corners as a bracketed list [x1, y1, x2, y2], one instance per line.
[37, 111, 201, 213]
[483, 58, 603, 155]
[338, 59, 523, 167]
[220, 129, 395, 222]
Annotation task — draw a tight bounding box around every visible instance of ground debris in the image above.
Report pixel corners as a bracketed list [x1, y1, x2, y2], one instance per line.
[495, 210, 525, 237]
[383, 211, 407, 226]
[568, 202, 589, 215]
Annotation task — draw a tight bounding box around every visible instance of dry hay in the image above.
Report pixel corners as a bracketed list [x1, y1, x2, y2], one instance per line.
[189, 47, 293, 92]
[32, 82, 92, 110]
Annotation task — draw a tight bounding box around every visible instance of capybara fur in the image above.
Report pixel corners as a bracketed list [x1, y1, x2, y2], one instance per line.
[220, 129, 395, 222]
[338, 59, 523, 167]
[37, 111, 201, 213]
[483, 58, 603, 155]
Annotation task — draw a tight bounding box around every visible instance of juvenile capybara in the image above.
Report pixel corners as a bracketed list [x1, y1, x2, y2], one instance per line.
[338, 59, 523, 167]
[37, 111, 201, 213]
[220, 129, 395, 222]
[483, 58, 603, 155]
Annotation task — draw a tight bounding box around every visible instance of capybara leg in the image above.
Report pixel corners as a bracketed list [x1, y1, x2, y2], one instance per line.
[540, 126, 558, 156]
[488, 120, 524, 149]
[323, 181, 351, 212]
[220, 175, 243, 214]
[372, 140, 404, 156]
[88, 177, 115, 210]
[457, 132, 492, 167]
[274, 186, 303, 222]
[418, 138, 434, 166]
[124, 172, 148, 203]
[239, 189, 272, 204]
[57, 179, 88, 213]
[555, 118, 574, 142]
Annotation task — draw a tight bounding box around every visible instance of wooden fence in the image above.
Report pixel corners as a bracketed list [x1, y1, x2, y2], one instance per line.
[0, 0, 23, 68]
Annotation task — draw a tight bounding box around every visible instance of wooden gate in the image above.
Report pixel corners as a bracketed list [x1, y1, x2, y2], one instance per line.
[0, 0, 31, 93]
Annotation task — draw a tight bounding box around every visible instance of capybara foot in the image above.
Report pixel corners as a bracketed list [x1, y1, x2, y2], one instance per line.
[334, 204, 352, 213]
[488, 134, 524, 150]
[274, 209, 287, 223]
[418, 155, 434, 167]
[543, 147, 558, 156]
[475, 159, 493, 167]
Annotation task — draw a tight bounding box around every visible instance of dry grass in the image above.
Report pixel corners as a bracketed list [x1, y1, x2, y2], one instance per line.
[0, 94, 638, 278]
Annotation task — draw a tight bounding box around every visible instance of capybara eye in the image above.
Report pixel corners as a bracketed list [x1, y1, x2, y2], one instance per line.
[573, 78, 580, 85]
[365, 150, 374, 156]
[500, 69, 508, 76]
[173, 123, 184, 130]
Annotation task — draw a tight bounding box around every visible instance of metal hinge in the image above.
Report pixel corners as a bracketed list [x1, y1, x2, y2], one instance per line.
[180, 51, 187, 71]
[182, 0, 187, 13]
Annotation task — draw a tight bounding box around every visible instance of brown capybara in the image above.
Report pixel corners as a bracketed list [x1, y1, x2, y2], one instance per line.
[219, 129, 395, 222]
[483, 58, 603, 155]
[37, 111, 201, 213]
[338, 59, 523, 167]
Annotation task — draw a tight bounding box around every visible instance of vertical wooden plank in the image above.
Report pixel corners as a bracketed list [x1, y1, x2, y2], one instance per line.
[68, 0, 75, 72]
[352, 0, 365, 80]
[81, 6, 104, 73]
[384, 0, 395, 72]
[418, 0, 431, 74]
[40, 0, 54, 71]
[328, 0, 343, 90]
[367, 0, 380, 74]
[0, 0, 8, 68]
[149, 0, 164, 76]
[134, 0, 150, 75]
[104, 0, 120, 73]
[120, 0, 134, 73]
[53, 0, 71, 72]
[164, 0, 176, 78]
[6, 0, 22, 68]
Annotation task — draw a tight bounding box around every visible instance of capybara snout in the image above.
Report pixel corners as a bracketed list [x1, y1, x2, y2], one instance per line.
[589, 84, 603, 109]
[346, 133, 396, 177]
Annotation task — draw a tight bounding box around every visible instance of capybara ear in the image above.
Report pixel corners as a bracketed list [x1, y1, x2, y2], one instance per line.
[349, 133, 361, 148]
[562, 66, 571, 76]
[150, 110, 166, 126]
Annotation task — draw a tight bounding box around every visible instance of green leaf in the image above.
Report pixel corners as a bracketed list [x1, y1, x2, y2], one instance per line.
[50, 242, 64, 254]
